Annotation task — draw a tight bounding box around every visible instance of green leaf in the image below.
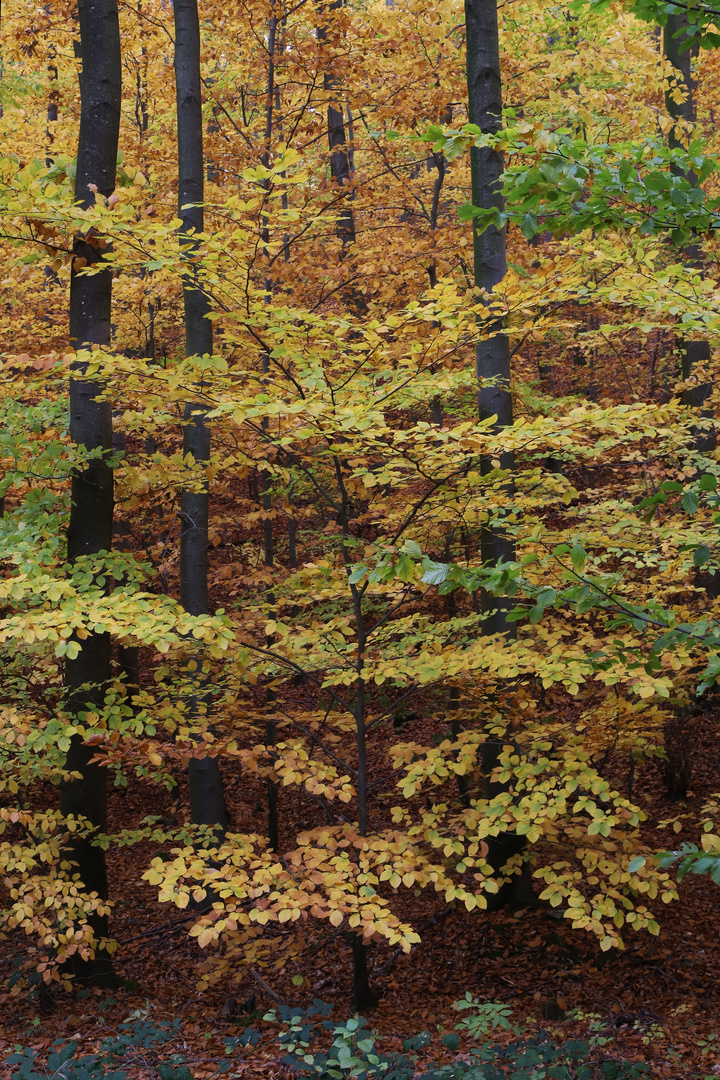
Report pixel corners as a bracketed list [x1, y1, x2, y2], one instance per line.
[570, 543, 586, 572]
[422, 560, 449, 586]
[694, 545, 712, 567]
[682, 490, 699, 515]
[396, 554, 416, 583]
[402, 540, 422, 559]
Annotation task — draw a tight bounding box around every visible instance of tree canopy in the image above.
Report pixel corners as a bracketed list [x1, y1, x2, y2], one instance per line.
[2, 0, 720, 1073]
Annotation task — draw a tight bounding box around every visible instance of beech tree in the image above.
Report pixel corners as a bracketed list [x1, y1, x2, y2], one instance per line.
[59, 0, 122, 984]
[2, 0, 720, 1015]
[464, 0, 535, 909]
[464, 0, 515, 637]
[174, 0, 226, 830]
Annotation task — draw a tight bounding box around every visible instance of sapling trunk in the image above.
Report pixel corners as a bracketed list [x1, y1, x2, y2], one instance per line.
[288, 510, 298, 569]
[45, 53, 58, 167]
[60, 0, 122, 986]
[258, 12, 281, 851]
[113, 432, 140, 711]
[337, 462, 377, 1010]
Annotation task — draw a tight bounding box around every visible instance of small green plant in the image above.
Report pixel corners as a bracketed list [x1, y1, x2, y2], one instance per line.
[4, 998, 654, 1080]
[4, 1017, 216, 1080]
[454, 995, 516, 1038]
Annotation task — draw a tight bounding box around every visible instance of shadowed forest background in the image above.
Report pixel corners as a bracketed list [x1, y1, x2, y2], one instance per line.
[1, 0, 720, 1076]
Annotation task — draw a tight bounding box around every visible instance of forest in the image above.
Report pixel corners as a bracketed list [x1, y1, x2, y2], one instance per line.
[1, 0, 720, 1075]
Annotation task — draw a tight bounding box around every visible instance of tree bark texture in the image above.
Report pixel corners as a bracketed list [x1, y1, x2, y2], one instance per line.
[465, 0, 516, 637]
[465, 0, 533, 908]
[61, 0, 122, 986]
[174, 0, 227, 831]
[465, 0, 511, 429]
[175, 0, 212, 615]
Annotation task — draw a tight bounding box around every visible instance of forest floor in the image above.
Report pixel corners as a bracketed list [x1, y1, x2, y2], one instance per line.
[0, 710, 718, 1079]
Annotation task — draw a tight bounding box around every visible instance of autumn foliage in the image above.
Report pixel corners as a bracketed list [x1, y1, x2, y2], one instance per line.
[1, 2, 720, 1068]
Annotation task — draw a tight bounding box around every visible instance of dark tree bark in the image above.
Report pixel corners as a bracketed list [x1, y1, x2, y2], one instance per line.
[663, 14, 711, 413]
[465, 0, 515, 636]
[663, 12, 695, 150]
[112, 432, 140, 711]
[466, 0, 534, 910]
[60, 0, 122, 986]
[46, 52, 59, 167]
[174, 0, 227, 830]
[318, 1, 356, 248]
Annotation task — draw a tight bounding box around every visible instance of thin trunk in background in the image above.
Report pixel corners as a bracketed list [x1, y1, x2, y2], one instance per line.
[318, 1, 356, 248]
[46, 49, 58, 166]
[319, 1, 374, 1006]
[44, 50, 60, 288]
[260, 7, 279, 852]
[336, 468, 378, 1012]
[274, 17, 298, 563]
[59, 0, 122, 986]
[427, 107, 451, 425]
[663, 13, 712, 413]
[174, 0, 227, 830]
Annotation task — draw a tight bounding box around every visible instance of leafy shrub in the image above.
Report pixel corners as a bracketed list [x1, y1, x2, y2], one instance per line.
[270, 998, 649, 1079]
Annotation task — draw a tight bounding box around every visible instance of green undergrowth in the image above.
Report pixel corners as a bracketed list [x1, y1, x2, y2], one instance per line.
[4, 994, 657, 1080]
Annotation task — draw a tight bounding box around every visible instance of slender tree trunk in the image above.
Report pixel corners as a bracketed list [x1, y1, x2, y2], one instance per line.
[46, 52, 58, 167]
[465, 0, 516, 638]
[334, 465, 377, 1011]
[288, 504, 298, 568]
[319, 11, 372, 1000]
[663, 14, 712, 413]
[466, 0, 534, 910]
[112, 432, 140, 708]
[428, 139, 448, 423]
[174, 0, 227, 830]
[319, 1, 356, 248]
[135, 1, 150, 143]
[44, 53, 60, 288]
[465, 0, 516, 636]
[60, 0, 122, 986]
[256, 8, 281, 852]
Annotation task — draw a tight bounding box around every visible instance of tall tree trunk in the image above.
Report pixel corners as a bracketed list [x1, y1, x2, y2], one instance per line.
[465, 0, 516, 639]
[465, 0, 534, 910]
[663, 14, 711, 413]
[60, 0, 122, 986]
[174, 0, 227, 830]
